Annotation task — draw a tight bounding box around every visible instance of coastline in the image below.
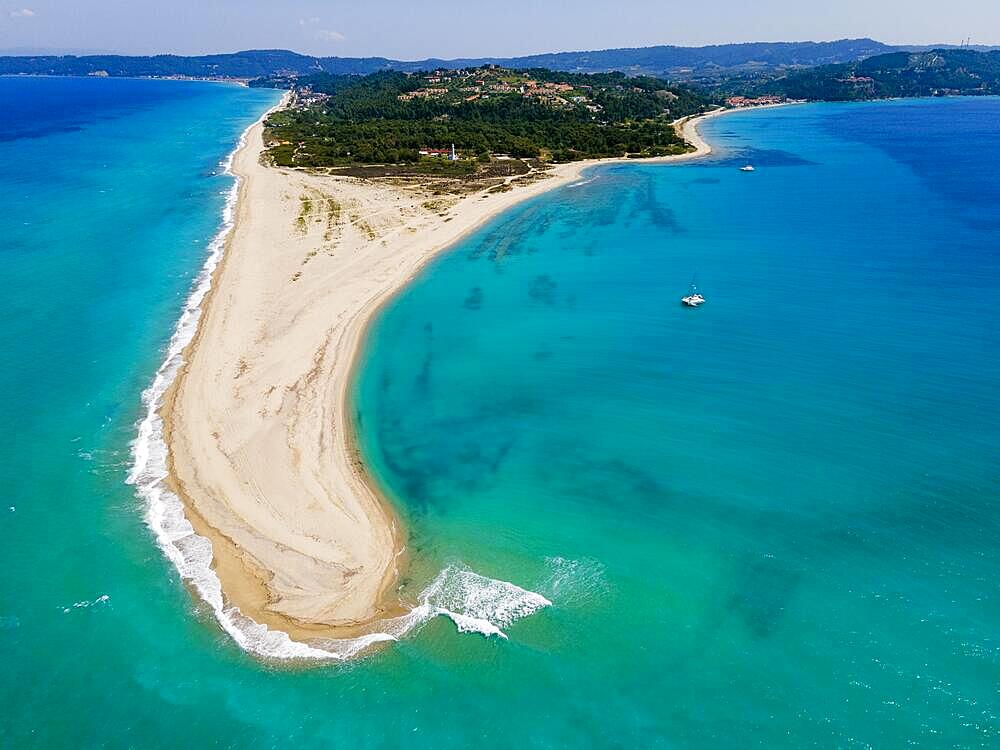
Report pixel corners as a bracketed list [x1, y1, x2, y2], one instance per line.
[146, 101, 732, 659]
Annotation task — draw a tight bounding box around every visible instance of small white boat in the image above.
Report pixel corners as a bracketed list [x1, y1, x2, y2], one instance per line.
[681, 282, 705, 307]
[740, 164, 755, 172]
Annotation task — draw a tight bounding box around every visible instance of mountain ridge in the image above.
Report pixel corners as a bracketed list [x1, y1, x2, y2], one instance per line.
[0, 39, 906, 80]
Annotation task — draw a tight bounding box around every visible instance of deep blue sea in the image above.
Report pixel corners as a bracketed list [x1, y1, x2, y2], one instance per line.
[1, 78, 998, 748]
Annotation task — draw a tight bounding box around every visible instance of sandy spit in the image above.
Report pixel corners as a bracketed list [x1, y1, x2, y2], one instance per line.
[159, 104, 727, 646]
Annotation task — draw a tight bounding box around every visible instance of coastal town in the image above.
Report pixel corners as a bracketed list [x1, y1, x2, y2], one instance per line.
[724, 94, 788, 107]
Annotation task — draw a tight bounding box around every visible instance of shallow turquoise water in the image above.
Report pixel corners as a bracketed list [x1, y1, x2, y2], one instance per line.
[1, 80, 998, 747]
[354, 99, 1000, 746]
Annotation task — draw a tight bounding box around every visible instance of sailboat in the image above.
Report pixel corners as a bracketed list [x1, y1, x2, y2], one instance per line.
[681, 281, 705, 307]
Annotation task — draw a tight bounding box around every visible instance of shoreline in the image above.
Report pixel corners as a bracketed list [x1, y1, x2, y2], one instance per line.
[145, 101, 734, 659]
[1, 72, 251, 86]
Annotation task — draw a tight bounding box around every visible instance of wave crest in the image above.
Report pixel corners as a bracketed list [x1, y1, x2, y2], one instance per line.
[418, 565, 552, 640]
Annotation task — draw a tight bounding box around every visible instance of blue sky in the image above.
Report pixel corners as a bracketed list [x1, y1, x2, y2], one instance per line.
[1, 0, 997, 57]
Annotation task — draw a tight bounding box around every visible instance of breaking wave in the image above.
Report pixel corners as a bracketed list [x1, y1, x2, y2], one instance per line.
[415, 565, 551, 640]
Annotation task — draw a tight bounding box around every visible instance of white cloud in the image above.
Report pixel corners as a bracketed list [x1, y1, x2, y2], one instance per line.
[297, 16, 345, 43]
[9, 8, 35, 18]
[315, 29, 346, 42]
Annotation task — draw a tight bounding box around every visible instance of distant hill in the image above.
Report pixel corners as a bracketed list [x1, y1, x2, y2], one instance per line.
[0, 39, 895, 81]
[426, 39, 896, 78]
[0, 46, 113, 56]
[0, 49, 324, 78]
[900, 44, 1000, 53]
[752, 49, 1000, 100]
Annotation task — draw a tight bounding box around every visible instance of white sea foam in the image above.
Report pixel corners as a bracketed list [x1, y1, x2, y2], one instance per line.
[62, 594, 110, 613]
[416, 565, 552, 640]
[126, 109, 550, 661]
[315, 564, 552, 649]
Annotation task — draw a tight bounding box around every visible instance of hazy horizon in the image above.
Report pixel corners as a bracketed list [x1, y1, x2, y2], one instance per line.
[1, 0, 997, 59]
[2, 37, 999, 62]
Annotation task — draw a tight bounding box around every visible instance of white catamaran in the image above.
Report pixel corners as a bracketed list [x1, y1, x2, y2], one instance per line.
[681, 282, 705, 307]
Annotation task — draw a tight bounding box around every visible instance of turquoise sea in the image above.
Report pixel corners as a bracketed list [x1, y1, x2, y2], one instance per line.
[1, 78, 998, 747]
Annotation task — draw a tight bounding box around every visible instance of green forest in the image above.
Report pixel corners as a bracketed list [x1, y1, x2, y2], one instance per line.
[257, 69, 710, 168]
[720, 49, 1000, 101]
